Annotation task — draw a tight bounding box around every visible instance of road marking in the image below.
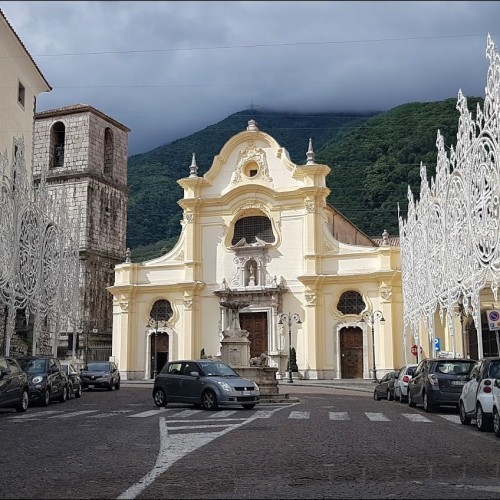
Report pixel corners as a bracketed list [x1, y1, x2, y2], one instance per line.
[365, 412, 390, 421]
[173, 409, 203, 418]
[128, 408, 169, 418]
[117, 402, 299, 499]
[208, 410, 237, 418]
[255, 410, 274, 418]
[402, 413, 432, 422]
[329, 412, 350, 420]
[9, 410, 64, 420]
[439, 414, 461, 424]
[166, 423, 235, 431]
[289, 411, 310, 419]
[90, 410, 134, 418]
[48, 410, 99, 419]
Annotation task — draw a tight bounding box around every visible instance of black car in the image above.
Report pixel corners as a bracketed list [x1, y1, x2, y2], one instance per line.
[0, 356, 29, 412]
[17, 356, 69, 406]
[407, 358, 477, 412]
[80, 361, 121, 391]
[62, 363, 83, 398]
[373, 371, 400, 401]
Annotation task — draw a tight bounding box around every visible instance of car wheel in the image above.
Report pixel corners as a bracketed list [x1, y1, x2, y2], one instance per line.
[242, 404, 255, 410]
[41, 388, 50, 407]
[459, 401, 471, 425]
[408, 389, 416, 407]
[15, 389, 29, 412]
[59, 385, 68, 403]
[373, 390, 380, 401]
[400, 392, 408, 403]
[68, 382, 74, 399]
[394, 389, 400, 402]
[388, 389, 394, 402]
[423, 392, 433, 412]
[493, 408, 500, 437]
[202, 390, 218, 411]
[115, 380, 120, 390]
[107, 382, 113, 391]
[75, 384, 82, 398]
[153, 388, 167, 407]
[476, 404, 491, 432]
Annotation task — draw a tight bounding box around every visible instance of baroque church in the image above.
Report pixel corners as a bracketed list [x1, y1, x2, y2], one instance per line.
[109, 120, 403, 381]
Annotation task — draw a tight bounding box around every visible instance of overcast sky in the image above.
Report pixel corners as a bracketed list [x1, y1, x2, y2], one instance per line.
[2, 1, 499, 156]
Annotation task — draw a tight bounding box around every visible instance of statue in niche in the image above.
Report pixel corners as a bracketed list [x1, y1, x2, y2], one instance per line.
[248, 264, 256, 286]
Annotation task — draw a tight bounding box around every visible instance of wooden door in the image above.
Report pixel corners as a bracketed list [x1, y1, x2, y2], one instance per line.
[340, 327, 363, 379]
[239, 312, 268, 359]
[150, 332, 169, 377]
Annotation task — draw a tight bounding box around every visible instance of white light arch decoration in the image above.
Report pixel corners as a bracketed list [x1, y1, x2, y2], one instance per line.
[0, 138, 80, 356]
[399, 35, 500, 359]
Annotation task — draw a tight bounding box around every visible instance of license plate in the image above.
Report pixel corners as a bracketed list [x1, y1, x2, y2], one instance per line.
[243, 391, 252, 396]
[451, 380, 464, 386]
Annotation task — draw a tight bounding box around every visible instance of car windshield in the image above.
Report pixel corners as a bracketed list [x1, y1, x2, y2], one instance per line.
[199, 361, 239, 377]
[85, 363, 110, 371]
[18, 358, 48, 374]
[435, 361, 475, 375]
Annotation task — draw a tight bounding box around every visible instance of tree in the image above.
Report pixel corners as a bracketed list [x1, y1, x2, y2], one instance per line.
[287, 347, 298, 372]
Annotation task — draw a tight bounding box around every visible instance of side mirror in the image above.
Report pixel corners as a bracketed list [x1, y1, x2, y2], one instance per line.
[51, 365, 59, 374]
[190, 371, 200, 378]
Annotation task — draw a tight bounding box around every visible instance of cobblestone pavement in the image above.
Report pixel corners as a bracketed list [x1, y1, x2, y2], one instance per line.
[1, 385, 500, 499]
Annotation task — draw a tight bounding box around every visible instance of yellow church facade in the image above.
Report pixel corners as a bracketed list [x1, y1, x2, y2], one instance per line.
[109, 120, 406, 381]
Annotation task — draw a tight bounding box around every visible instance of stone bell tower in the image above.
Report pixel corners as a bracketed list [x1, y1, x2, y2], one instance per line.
[32, 104, 130, 356]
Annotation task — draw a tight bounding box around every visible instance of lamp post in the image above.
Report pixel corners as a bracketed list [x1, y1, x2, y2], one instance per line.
[278, 312, 302, 384]
[362, 310, 385, 382]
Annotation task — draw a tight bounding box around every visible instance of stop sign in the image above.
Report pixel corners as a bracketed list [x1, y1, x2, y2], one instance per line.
[411, 344, 418, 356]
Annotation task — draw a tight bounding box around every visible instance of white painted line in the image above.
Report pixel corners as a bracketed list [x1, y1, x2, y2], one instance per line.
[173, 409, 203, 418]
[208, 411, 237, 418]
[329, 412, 350, 420]
[165, 417, 246, 423]
[10, 410, 63, 419]
[365, 412, 390, 421]
[128, 409, 168, 418]
[255, 410, 274, 418]
[439, 414, 461, 424]
[166, 424, 235, 431]
[118, 402, 299, 499]
[402, 413, 432, 422]
[289, 411, 310, 419]
[48, 410, 99, 419]
[90, 410, 133, 419]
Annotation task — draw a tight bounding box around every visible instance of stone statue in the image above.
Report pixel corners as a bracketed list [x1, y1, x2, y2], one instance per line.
[220, 301, 250, 331]
[250, 352, 268, 367]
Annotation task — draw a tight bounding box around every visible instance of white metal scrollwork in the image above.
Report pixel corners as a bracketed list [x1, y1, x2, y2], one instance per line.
[399, 35, 500, 359]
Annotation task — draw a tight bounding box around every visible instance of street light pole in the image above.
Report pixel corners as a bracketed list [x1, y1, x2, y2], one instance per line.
[362, 310, 385, 382]
[278, 312, 302, 384]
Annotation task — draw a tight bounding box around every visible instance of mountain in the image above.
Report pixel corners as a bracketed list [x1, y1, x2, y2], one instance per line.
[127, 98, 484, 262]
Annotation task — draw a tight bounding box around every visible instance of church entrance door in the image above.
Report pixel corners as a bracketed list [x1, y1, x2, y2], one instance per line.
[340, 327, 363, 379]
[150, 332, 169, 378]
[239, 312, 268, 359]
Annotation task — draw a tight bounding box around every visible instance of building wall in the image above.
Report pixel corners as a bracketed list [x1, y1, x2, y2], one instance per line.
[0, 9, 50, 179]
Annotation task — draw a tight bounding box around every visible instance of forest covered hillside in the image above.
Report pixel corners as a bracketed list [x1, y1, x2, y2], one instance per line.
[127, 97, 483, 262]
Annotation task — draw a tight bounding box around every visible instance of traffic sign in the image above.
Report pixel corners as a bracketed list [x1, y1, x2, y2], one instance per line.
[434, 338, 441, 351]
[487, 310, 500, 331]
[411, 344, 418, 356]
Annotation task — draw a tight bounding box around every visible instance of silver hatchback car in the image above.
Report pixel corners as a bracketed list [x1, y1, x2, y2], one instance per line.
[152, 359, 260, 410]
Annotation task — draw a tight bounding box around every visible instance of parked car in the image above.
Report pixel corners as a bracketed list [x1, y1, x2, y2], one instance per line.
[16, 356, 69, 406]
[61, 363, 83, 398]
[394, 364, 418, 403]
[153, 359, 260, 410]
[80, 361, 121, 391]
[459, 357, 500, 431]
[407, 358, 477, 412]
[0, 356, 29, 412]
[491, 382, 500, 437]
[373, 371, 400, 401]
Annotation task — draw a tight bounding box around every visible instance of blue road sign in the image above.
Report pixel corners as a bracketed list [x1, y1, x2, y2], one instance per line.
[434, 338, 441, 352]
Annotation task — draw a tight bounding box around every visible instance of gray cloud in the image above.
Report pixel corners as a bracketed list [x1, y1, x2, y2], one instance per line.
[1, 1, 498, 155]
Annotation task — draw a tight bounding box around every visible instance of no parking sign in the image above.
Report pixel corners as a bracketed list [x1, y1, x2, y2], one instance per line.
[487, 310, 500, 331]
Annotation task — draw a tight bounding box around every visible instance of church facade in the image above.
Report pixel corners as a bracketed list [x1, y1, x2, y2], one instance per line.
[109, 120, 403, 380]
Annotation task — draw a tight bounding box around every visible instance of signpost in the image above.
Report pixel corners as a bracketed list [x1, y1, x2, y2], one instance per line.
[434, 338, 441, 352]
[486, 310, 500, 354]
[411, 344, 418, 357]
